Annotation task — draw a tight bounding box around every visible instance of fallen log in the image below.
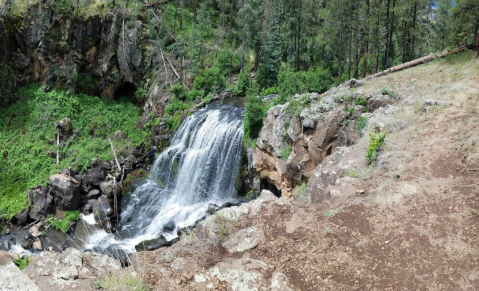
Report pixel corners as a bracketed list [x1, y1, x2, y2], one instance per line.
[370, 43, 476, 79]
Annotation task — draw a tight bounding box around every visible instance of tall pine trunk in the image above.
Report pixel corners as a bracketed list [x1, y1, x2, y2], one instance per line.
[348, 0, 354, 79]
[383, 0, 391, 68]
[354, 1, 359, 79]
[361, 0, 370, 79]
[411, 2, 417, 60]
[337, 0, 345, 86]
[388, 0, 396, 65]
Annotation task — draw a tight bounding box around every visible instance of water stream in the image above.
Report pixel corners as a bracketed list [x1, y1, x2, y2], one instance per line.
[83, 102, 244, 253]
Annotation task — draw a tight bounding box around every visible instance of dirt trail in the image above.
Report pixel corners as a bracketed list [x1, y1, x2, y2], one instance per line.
[133, 53, 479, 291]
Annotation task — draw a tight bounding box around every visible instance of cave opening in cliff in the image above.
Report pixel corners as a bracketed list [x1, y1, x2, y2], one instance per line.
[261, 179, 281, 197]
[115, 82, 137, 102]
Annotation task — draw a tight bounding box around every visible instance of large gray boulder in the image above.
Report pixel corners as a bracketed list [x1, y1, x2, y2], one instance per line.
[92, 195, 113, 222]
[86, 166, 105, 186]
[0, 262, 41, 291]
[222, 227, 266, 254]
[49, 174, 81, 210]
[28, 186, 53, 221]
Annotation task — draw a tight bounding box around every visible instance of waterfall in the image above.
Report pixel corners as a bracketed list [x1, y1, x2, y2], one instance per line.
[84, 102, 244, 252]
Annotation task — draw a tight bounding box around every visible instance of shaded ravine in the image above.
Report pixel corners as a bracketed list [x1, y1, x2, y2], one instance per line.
[83, 102, 244, 253]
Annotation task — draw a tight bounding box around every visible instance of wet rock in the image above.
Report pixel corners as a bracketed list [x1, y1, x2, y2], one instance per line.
[135, 235, 178, 252]
[17, 208, 29, 226]
[49, 174, 81, 210]
[0, 250, 18, 265]
[33, 239, 43, 251]
[27, 186, 53, 221]
[86, 162, 106, 186]
[92, 195, 113, 222]
[22, 238, 33, 250]
[86, 189, 100, 199]
[207, 203, 220, 214]
[163, 221, 175, 232]
[0, 262, 40, 291]
[29, 225, 42, 238]
[3, 241, 10, 250]
[100, 181, 114, 196]
[222, 227, 266, 254]
[103, 245, 131, 267]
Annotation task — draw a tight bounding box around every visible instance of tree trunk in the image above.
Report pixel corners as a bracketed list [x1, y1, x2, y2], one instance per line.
[383, 0, 391, 68]
[411, 1, 417, 60]
[180, 0, 184, 29]
[194, 0, 199, 23]
[348, 0, 354, 79]
[337, 0, 345, 86]
[373, 0, 382, 73]
[387, 0, 396, 66]
[174, 0, 179, 30]
[361, 0, 370, 79]
[354, 1, 359, 79]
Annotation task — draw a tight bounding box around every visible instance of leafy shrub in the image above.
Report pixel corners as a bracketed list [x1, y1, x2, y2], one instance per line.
[262, 87, 277, 96]
[285, 95, 309, 117]
[235, 70, 250, 96]
[193, 67, 226, 95]
[277, 66, 334, 103]
[170, 84, 188, 101]
[381, 88, 398, 98]
[365, 132, 386, 165]
[13, 255, 30, 271]
[280, 145, 292, 161]
[357, 116, 368, 133]
[243, 94, 268, 140]
[355, 96, 368, 106]
[166, 112, 182, 131]
[0, 84, 144, 220]
[49, 210, 80, 232]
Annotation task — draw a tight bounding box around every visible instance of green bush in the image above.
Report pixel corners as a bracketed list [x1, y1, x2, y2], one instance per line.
[0, 84, 144, 220]
[357, 116, 368, 133]
[280, 145, 292, 161]
[166, 112, 182, 131]
[193, 67, 226, 95]
[243, 94, 267, 140]
[13, 255, 30, 271]
[365, 132, 386, 165]
[235, 70, 250, 96]
[355, 96, 368, 106]
[49, 210, 81, 232]
[170, 84, 188, 101]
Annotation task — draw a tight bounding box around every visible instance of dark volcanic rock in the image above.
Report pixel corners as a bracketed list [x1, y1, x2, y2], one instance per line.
[49, 174, 81, 210]
[86, 166, 106, 187]
[27, 186, 53, 221]
[135, 236, 178, 252]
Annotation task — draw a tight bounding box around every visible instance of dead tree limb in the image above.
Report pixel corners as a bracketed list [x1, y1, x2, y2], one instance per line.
[158, 44, 173, 88]
[108, 138, 122, 172]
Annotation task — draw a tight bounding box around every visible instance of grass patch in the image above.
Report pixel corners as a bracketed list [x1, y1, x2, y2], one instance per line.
[292, 181, 307, 200]
[324, 208, 339, 217]
[344, 167, 373, 179]
[0, 84, 144, 220]
[47, 210, 80, 232]
[280, 145, 292, 161]
[13, 255, 30, 271]
[357, 116, 369, 134]
[96, 270, 150, 291]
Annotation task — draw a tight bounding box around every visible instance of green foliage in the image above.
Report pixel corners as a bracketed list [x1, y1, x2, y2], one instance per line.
[0, 64, 16, 107]
[262, 87, 277, 96]
[166, 112, 182, 131]
[277, 66, 334, 103]
[381, 88, 398, 99]
[13, 255, 30, 271]
[284, 95, 309, 117]
[357, 116, 369, 134]
[0, 84, 144, 219]
[235, 70, 250, 96]
[170, 84, 189, 102]
[365, 133, 386, 165]
[355, 96, 368, 106]
[134, 81, 145, 102]
[280, 145, 292, 161]
[243, 93, 268, 140]
[292, 181, 307, 200]
[97, 271, 150, 291]
[49, 210, 80, 232]
[193, 67, 226, 96]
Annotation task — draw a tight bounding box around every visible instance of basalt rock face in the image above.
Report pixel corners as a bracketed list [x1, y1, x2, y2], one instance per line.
[0, 5, 148, 101]
[253, 79, 396, 197]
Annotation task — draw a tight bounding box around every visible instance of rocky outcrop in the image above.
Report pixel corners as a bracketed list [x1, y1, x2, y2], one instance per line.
[222, 227, 265, 254]
[49, 174, 81, 210]
[0, 250, 18, 265]
[253, 79, 396, 197]
[28, 186, 53, 221]
[0, 262, 41, 291]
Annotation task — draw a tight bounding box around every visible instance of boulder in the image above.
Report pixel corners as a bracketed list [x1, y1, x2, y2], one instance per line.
[27, 186, 53, 221]
[92, 195, 113, 222]
[208, 258, 269, 291]
[49, 174, 81, 210]
[113, 130, 128, 141]
[367, 94, 394, 112]
[0, 262, 41, 291]
[163, 221, 175, 232]
[135, 235, 178, 252]
[100, 181, 114, 196]
[56, 117, 72, 134]
[33, 239, 43, 251]
[102, 245, 131, 267]
[0, 250, 18, 265]
[81, 252, 121, 275]
[222, 227, 266, 254]
[29, 225, 42, 238]
[86, 166, 105, 186]
[85, 189, 100, 199]
[16, 208, 29, 226]
[3, 241, 10, 250]
[22, 238, 33, 250]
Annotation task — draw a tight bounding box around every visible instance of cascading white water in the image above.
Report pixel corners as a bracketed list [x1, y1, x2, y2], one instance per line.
[84, 102, 244, 252]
